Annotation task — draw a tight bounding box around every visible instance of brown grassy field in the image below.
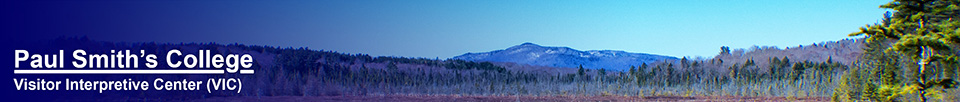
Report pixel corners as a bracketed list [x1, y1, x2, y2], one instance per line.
[191, 95, 829, 102]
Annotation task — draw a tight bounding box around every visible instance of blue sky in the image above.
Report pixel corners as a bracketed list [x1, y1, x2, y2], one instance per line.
[8, 0, 890, 58]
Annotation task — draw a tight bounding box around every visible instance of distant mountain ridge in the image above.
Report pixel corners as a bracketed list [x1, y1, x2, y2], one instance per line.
[453, 42, 677, 70]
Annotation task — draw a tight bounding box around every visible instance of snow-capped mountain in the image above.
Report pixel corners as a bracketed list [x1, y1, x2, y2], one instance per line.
[453, 42, 677, 70]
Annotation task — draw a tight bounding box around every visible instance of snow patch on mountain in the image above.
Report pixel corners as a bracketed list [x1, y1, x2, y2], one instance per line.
[453, 42, 677, 70]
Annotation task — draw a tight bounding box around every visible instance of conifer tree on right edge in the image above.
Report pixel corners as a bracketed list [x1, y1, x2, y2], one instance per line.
[846, 0, 959, 101]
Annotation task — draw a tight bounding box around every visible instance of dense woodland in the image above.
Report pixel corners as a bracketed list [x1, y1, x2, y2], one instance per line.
[32, 0, 959, 101]
[45, 34, 859, 100]
[232, 39, 856, 98]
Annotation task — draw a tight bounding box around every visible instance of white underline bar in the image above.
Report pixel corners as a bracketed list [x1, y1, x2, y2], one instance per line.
[240, 70, 254, 74]
[13, 70, 255, 74]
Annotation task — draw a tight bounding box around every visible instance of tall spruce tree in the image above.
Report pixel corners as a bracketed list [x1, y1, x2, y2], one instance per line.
[848, 0, 959, 101]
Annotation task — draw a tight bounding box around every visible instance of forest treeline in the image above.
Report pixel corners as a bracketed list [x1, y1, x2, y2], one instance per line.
[44, 35, 856, 100]
[244, 39, 857, 98]
[32, 0, 959, 101]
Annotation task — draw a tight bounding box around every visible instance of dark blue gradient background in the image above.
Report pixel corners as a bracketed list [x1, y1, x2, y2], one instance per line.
[3, 1, 277, 101]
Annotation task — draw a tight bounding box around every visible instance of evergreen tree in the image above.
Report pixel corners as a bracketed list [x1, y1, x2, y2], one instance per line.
[781, 56, 791, 68]
[769, 57, 782, 80]
[681, 57, 689, 68]
[847, 0, 959, 101]
[720, 46, 731, 55]
[637, 63, 649, 85]
[792, 62, 805, 81]
[577, 64, 586, 76]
